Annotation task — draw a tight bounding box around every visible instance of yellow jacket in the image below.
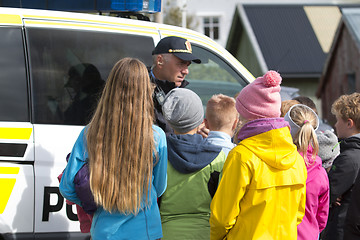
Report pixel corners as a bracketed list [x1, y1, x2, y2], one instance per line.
[210, 124, 307, 240]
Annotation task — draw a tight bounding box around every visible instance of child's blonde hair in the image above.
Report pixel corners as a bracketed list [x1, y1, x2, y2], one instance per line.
[206, 94, 238, 131]
[86, 58, 155, 214]
[280, 100, 300, 117]
[331, 92, 360, 130]
[286, 104, 319, 165]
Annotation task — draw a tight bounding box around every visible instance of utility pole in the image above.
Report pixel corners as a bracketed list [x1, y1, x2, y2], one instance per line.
[154, 0, 163, 23]
[181, 0, 187, 28]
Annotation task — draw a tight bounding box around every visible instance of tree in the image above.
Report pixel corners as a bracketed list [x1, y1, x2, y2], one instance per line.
[163, 1, 198, 30]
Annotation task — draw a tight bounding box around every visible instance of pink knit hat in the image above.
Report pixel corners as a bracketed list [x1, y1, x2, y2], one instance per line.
[236, 70, 282, 120]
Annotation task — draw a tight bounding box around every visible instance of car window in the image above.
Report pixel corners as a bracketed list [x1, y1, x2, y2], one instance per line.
[0, 27, 29, 122]
[187, 45, 248, 105]
[26, 28, 154, 125]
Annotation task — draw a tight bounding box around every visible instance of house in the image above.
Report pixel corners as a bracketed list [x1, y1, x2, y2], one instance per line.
[176, 0, 359, 48]
[226, 3, 345, 116]
[317, 8, 360, 125]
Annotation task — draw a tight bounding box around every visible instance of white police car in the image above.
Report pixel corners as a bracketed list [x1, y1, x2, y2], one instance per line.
[0, 7, 254, 240]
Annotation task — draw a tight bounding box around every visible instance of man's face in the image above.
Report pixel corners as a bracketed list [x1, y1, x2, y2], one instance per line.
[160, 54, 191, 87]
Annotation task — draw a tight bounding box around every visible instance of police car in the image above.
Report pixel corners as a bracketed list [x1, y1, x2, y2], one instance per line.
[0, 7, 254, 239]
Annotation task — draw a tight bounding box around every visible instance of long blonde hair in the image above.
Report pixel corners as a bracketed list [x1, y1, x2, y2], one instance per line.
[287, 104, 319, 165]
[86, 58, 154, 214]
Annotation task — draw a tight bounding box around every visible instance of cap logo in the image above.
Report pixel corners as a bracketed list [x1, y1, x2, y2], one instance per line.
[168, 40, 193, 54]
[185, 41, 192, 52]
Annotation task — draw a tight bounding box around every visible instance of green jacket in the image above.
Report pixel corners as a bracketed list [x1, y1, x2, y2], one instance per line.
[160, 133, 226, 240]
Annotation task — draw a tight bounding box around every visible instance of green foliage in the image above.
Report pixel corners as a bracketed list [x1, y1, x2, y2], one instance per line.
[163, 6, 182, 27]
[163, 5, 198, 30]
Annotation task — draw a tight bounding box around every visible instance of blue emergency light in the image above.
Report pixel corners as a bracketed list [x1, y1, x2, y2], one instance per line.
[0, 0, 162, 13]
[111, 0, 161, 13]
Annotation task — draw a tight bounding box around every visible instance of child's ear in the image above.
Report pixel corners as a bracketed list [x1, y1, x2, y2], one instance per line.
[232, 118, 239, 131]
[204, 118, 210, 129]
[347, 118, 355, 128]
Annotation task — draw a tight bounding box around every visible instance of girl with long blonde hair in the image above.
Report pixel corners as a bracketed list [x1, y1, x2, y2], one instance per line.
[285, 104, 319, 164]
[284, 104, 329, 240]
[60, 58, 168, 240]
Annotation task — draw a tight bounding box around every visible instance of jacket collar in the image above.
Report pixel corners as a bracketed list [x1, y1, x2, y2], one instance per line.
[149, 69, 189, 94]
[238, 118, 289, 141]
[167, 133, 222, 174]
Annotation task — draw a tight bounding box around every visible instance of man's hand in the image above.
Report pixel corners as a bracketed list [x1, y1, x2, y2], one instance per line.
[197, 122, 209, 138]
[334, 197, 342, 206]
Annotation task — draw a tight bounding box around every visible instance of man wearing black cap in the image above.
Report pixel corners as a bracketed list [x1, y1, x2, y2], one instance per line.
[149, 36, 201, 133]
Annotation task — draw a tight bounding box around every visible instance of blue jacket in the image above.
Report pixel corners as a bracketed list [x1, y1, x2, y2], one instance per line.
[205, 131, 235, 156]
[59, 125, 168, 240]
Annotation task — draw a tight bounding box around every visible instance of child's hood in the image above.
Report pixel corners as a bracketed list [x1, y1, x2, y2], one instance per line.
[166, 133, 222, 174]
[341, 133, 360, 150]
[299, 146, 324, 182]
[240, 118, 299, 170]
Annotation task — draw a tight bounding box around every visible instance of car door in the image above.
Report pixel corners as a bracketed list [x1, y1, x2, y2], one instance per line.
[0, 24, 35, 238]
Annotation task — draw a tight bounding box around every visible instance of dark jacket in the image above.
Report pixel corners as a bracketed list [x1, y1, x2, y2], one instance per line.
[166, 134, 222, 174]
[322, 134, 360, 240]
[344, 171, 360, 240]
[149, 69, 189, 134]
[73, 163, 97, 214]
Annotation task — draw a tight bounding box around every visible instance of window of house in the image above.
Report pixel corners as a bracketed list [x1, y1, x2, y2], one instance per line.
[203, 16, 219, 40]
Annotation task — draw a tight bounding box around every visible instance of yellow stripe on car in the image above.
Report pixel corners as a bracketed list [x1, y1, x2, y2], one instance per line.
[0, 128, 32, 140]
[0, 14, 22, 25]
[24, 20, 157, 35]
[0, 167, 20, 174]
[0, 167, 19, 214]
[23, 14, 157, 30]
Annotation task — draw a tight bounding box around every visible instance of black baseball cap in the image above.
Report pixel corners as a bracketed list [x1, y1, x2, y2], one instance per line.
[152, 36, 201, 64]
